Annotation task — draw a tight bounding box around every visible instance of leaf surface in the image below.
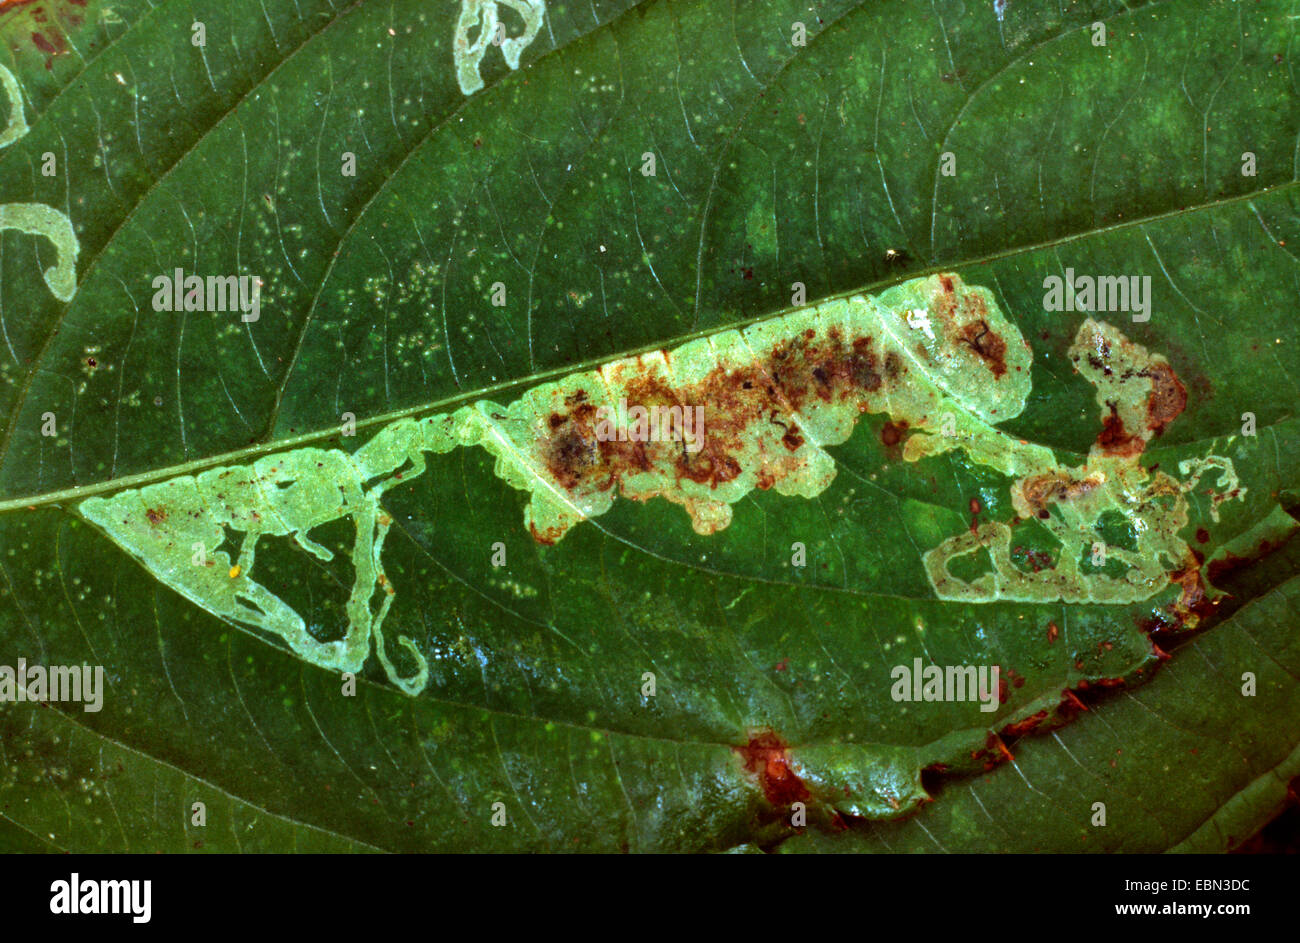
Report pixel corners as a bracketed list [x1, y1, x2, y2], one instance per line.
[0, 0, 1296, 852]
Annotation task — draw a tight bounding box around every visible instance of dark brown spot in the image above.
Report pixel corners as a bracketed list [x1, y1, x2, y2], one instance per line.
[1011, 545, 1053, 573]
[1206, 535, 1291, 591]
[883, 351, 902, 381]
[848, 351, 882, 391]
[958, 319, 1007, 378]
[1095, 402, 1144, 457]
[546, 429, 599, 489]
[881, 420, 907, 447]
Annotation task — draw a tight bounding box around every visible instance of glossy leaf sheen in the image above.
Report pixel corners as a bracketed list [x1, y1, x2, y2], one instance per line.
[0, 0, 1296, 852]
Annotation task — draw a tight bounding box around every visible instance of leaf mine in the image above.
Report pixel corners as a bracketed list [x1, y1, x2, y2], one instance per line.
[0, 62, 80, 302]
[453, 0, 546, 96]
[78, 274, 1239, 693]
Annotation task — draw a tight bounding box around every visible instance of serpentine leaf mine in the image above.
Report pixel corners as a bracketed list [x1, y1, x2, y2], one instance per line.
[453, 0, 546, 96]
[0, 61, 28, 149]
[0, 62, 80, 302]
[78, 274, 1239, 694]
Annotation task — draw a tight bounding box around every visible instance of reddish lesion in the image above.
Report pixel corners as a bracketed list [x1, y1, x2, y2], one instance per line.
[1074, 324, 1188, 457]
[1095, 401, 1144, 457]
[1, 0, 86, 69]
[880, 419, 908, 447]
[1016, 471, 1103, 515]
[1000, 709, 1048, 739]
[1142, 361, 1187, 434]
[928, 277, 1010, 378]
[735, 730, 810, 808]
[538, 325, 896, 524]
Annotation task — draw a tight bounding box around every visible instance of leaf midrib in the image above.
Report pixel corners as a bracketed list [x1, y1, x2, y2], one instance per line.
[2, 0, 1293, 505]
[0, 179, 1292, 513]
[0, 0, 646, 470]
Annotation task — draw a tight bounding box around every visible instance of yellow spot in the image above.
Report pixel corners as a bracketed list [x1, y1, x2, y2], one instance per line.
[228, 565, 241, 579]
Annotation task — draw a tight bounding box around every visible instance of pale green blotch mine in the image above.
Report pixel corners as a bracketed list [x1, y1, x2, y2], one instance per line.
[924, 318, 1243, 604]
[78, 276, 1237, 693]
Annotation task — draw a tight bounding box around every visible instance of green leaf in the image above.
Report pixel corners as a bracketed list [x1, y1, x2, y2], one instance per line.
[0, 0, 1296, 852]
[778, 567, 1300, 853]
